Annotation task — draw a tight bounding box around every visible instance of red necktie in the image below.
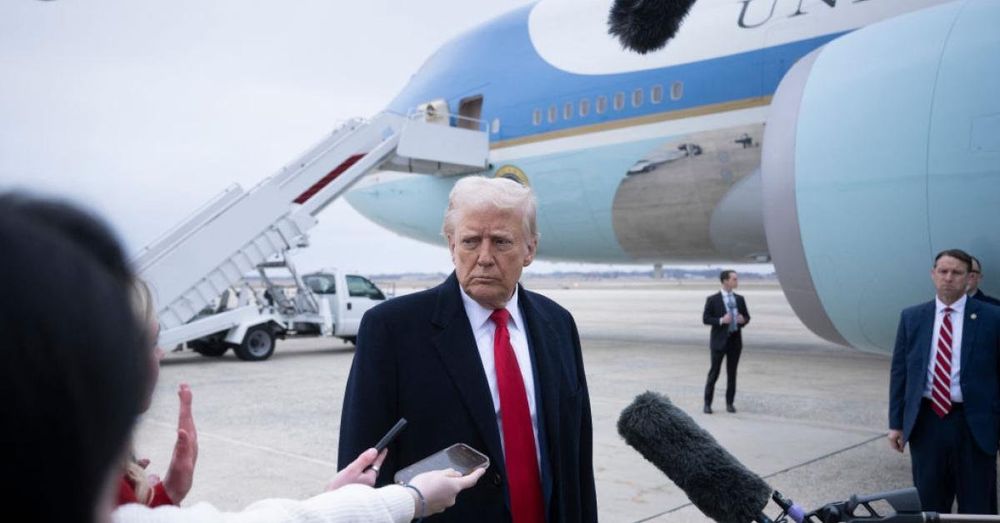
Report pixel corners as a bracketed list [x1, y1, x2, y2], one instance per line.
[931, 307, 954, 418]
[490, 308, 544, 523]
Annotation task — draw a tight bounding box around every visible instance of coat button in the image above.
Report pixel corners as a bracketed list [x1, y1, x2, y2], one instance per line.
[492, 472, 502, 486]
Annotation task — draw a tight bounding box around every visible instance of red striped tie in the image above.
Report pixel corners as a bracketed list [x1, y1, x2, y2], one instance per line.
[931, 307, 955, 418]
[490, 309, 544, 523]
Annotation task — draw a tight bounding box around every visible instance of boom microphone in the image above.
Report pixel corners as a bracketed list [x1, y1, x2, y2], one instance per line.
[607, 0, 697, 54]
[617, 391, 772, 523]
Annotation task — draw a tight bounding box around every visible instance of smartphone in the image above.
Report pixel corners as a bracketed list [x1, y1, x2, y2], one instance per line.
[394, 443, 490, 484]
[375, 418, 407, 452]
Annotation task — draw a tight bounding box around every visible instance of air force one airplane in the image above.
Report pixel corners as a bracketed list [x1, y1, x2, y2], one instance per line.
[339, 0, 1000, 355]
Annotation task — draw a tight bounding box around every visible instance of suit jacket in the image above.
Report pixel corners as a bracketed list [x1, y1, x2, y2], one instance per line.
[338, 273, 597, 523]
[888, 298, 1000, 454]
[702, 291, 750, 352]
[972, 289, 1000, 308]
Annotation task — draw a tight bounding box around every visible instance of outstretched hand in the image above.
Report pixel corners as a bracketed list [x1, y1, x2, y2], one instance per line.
[327, 447, 387, 491]
[163, 383, 198, 503]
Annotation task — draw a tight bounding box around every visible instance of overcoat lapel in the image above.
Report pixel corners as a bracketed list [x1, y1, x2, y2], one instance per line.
[519, 287, 560, 516]
[519, 287, 562, 479]
[916, 302, 936, 378]
[429, 274, 505, 477]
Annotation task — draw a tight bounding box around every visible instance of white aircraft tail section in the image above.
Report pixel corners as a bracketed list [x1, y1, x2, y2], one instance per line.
[136, 111, 487, 335]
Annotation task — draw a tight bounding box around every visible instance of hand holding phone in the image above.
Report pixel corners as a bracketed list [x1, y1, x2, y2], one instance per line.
[394, 443, 490, 485]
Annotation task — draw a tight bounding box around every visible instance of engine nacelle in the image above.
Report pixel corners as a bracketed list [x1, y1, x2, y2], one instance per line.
[763, 0, 1000, 354]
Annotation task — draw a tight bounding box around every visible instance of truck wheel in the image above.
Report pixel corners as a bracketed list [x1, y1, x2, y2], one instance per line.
[235, 326, 275, 361]
[191, 340, 228, 357]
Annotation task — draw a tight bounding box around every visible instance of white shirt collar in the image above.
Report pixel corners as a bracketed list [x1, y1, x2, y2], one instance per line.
[459, 284, 523, 332]
[936, 294, 967, 314]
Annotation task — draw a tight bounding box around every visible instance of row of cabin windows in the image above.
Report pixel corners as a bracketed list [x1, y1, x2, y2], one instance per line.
[531, 82, 683, 126]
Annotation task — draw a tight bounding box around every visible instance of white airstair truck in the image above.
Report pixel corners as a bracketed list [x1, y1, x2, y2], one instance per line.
[134, 110, 488, 361]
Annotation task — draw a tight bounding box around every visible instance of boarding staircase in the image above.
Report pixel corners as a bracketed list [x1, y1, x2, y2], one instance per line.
[134, 111, 488, 347]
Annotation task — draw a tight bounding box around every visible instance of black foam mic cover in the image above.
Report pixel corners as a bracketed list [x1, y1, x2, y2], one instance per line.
[607, 0, 697, 54]
[618, 391, 772, 523]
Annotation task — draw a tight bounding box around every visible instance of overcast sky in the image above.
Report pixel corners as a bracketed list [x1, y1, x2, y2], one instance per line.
[0, 0, 769, 276]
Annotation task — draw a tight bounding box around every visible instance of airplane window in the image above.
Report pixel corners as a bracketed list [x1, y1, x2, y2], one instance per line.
[651, 85, 663, 104]
[532, 109, 541, 126]
[548, 105, 557, 123]
[596, 96, 607, 114]
[632, 88, 643, 108]
[579, 98, 590, 117]
[671, 81, 684, 101]
[563, 102, 573, 120]
[491, 117, 500, 134]
[613, 92, 624, 111]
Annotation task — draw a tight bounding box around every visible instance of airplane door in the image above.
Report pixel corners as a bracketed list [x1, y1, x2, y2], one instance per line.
[458, 95, 483, 130]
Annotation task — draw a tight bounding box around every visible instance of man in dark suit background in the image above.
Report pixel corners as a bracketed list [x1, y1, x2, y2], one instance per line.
[702, 270, 750, 414]
[968, 255, 1000, 307]
[338, 176, 597, 523]
[888, 249, 1000, 514]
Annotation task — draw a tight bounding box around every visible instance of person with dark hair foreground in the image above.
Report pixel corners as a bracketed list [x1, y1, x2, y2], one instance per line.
[0, 196, 150, 523]
[888, 248, 1000, 514]
[0, 193, 482, 523]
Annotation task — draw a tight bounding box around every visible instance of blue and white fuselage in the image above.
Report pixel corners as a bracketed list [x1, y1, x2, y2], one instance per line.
[348, 0, 944, 262]
[346, 0, 1000, 354]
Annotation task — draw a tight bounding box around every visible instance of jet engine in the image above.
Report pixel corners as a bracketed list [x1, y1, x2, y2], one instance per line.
[762, 0, 1000, 353]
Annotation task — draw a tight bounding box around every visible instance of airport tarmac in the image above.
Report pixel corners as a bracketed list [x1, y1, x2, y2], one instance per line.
[135, 281, 913, 522]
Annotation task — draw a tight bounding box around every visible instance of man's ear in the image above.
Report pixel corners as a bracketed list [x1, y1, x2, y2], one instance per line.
[523, 236, 538, 267]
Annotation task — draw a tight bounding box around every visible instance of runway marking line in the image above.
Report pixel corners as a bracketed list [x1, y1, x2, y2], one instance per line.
[144, 419, 337, 468]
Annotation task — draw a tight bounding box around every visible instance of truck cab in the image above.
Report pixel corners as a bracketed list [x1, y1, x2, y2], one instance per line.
[302, 270, 386, 342]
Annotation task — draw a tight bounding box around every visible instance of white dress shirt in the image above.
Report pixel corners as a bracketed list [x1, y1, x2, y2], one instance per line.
[720, 290, 737, 325]
[923, 295, 966, 402]
[459, 285, 541, 466]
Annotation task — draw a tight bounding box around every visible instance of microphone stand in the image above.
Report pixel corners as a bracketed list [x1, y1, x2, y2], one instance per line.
[769, 488, 1000, 523]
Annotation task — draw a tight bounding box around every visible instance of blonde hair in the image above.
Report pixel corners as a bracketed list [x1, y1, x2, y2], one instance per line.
[441, 176, 538, 240]
[130, 278, 156, 336]
[124, 453, 154, 504]
[124, 278, 157, 504]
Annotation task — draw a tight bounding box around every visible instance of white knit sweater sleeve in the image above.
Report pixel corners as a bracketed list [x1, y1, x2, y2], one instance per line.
[111, 484, 415, 523]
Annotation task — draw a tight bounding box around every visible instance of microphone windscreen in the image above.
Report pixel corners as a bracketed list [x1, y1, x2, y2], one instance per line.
[607, 0, 696, 54]
[617, 391, 771, 523]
